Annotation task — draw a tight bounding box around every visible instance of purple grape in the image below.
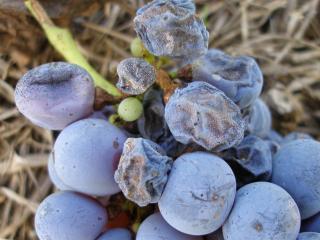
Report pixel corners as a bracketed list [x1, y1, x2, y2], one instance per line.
[137, 87, 187, 157]
[15, 62, 95, 130]
[272, 139, 320, 219]
[54, 118, 127, 196]
[159, 152, 236, 235]
[264, 130, 283, 144]
[35, 191, 107, 240]
[165, 81, 245, 152]
[282, 132, 313, 145]
[297, 232, 320, 240]
[116, 58, 156, 95]
[96, 228, 132, 240]
[134, 0, 208, 65]
[222, 182, 300, 240]
[137, 0, 196, 15]
[246, 98, 272, 138]
[192, 49, 263, 109]
[221, 135, 273, 187]
[115, 138, 173, 207]
[47, 153, 72, 191]
[302, 212, 320, 233]
[136, 213, 202, 240]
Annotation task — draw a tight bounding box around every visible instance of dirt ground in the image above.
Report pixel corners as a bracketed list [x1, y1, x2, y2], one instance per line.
[0, 0, 320, 239]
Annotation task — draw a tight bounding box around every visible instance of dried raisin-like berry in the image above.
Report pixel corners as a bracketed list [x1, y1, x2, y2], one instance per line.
[221, 135, 273, 187]
[192, 49, 263, 109]
[246, 98, 272, 138]
[134, 0, 208, 65]
[137, 0, 196, 15]
[165, 81, 245, 152]
[114, 138, 172, 207]
[138, 87, 186, 157]
[117, 58, 156, 95]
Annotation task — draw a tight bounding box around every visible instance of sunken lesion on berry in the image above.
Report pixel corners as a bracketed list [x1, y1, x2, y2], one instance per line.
[252, 220, 263, 232]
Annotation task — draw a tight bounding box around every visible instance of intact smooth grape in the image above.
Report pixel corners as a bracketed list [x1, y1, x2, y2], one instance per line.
[15, 62, 95, 130]
[54, 118, 127, 196]
[35, 191, 107, 240]
[136, 213, 202, 240]
[96, 228, 132, 240]
[222, 182, 300, 240]
[47, 153, 72, 191]
[159, 152, 236, 235]
[272, 139, 320, 219]
[297, 232, 320, 240]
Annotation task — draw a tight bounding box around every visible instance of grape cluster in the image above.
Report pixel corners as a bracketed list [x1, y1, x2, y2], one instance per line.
[13, 0, 320, 239]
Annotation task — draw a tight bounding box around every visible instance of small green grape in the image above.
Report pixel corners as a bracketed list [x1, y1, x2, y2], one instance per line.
[130, 38, 146, 58]
[118, 97, 143, 122]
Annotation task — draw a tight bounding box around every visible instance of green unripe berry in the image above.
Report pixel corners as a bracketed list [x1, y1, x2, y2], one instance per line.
[118, 97, 143, 122]
[130, 38, 146, 58]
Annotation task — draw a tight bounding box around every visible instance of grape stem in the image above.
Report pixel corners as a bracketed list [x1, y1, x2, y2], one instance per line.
[24, 0, 122, 97]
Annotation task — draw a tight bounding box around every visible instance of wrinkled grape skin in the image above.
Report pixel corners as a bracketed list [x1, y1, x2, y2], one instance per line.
[35, 191, 107, 240]
[165, 81, 245, 152]
[159, 152, 236, 235]
[96, 228, 132, 240]
[272, 139, 320, 219]
[222, 135, 273, 187]
[138, 87, 186, 157]
[265, 130, 283, 144]
[281, 132, 313, 146]
[247, 98, 272, 138]
[116, 58, 156, 95]
[136, 213, 202, 240]
[137, 0, 196, 15]
[192, 49, 263, 109]
[115, 138, 172, 207]
[47, 153, 72, 191]
[134, 0, 208, 65]
[222, 182, 300, 240]
[15, 62, 95, 130]
[54, 118, 127, 196]
[297, 232, 320, 240]
[302, 213, 320, 233]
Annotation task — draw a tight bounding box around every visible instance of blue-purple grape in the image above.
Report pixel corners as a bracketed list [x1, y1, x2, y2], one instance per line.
[222, 182, 300, 240]
[54, 118, 127, 196]
[137, 87, 187, 157]
[297, 232, 320, 240]
[134, 0, 208, 65]
[47, 153, 72, 191]
[15, 62, 95, 130]
[136, 213, 202, 240]
[264, 130, 283, 144]
[282, 132, 313, 145]
[159, 152, 236, 235]
[96, 228, 132, 240]
[165, 81, 245, 152]
[246, 98, 272, 138]
[116, 58, 156, 95]
[221, 135, 273, 187]
[272, 139, 320, 219]
[115, 138, 173, 206]
[192, 49, 263, 109]
[35, 191, 107, 240]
